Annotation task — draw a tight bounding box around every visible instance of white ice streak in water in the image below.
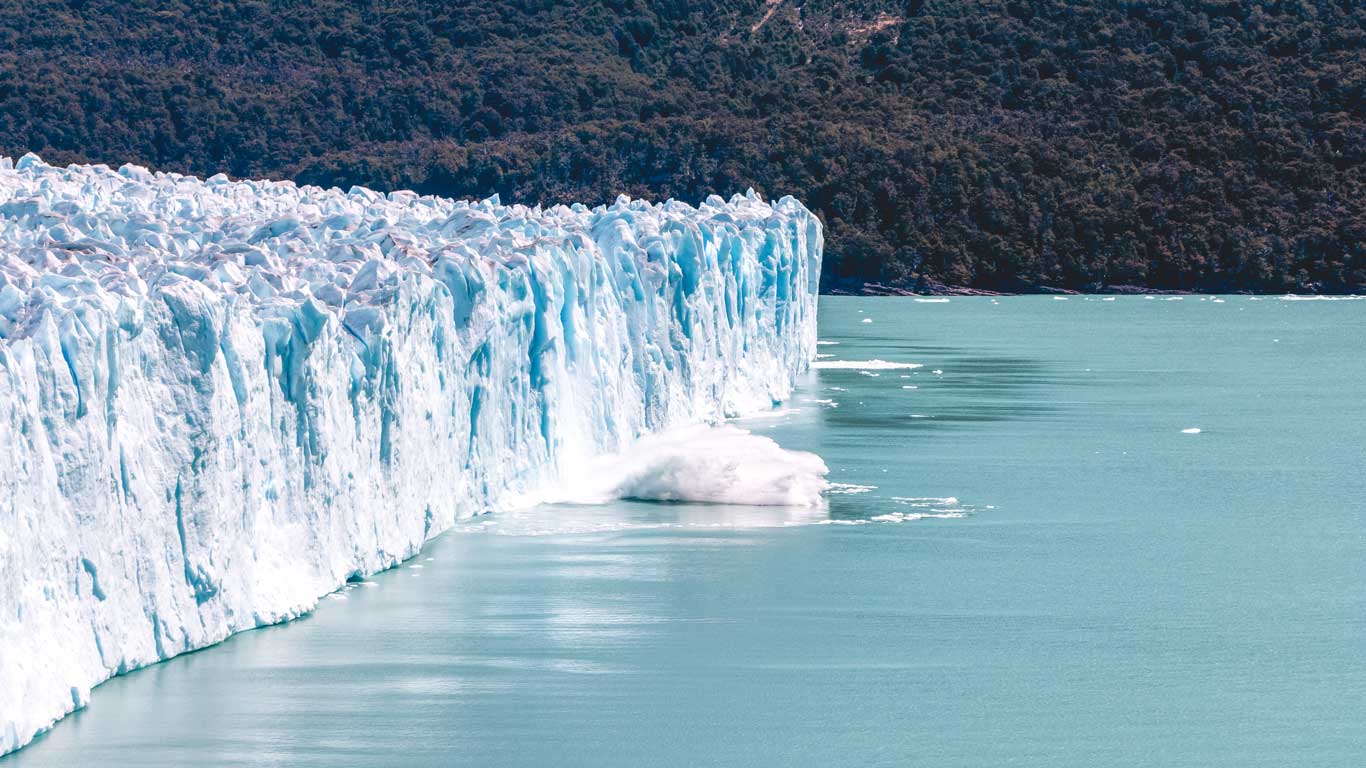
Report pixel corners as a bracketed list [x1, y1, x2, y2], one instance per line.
[812, 359, 923, 370]
[882, 496, 971, 520]
[826, 482, 876, 494]
[914, 297, 950, 303]
[0, 154, 822, 754]
[1278, 294, 1364, 301]
[539, 424, 829, 508]
[1182, 427, 1202, 434]
[811, 496, 974, 526]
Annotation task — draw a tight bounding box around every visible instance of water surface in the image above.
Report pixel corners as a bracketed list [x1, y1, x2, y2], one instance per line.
[10, 296, 1366, 767]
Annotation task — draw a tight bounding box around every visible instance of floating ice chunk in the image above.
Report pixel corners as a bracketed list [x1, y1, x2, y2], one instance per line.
[914, 297, 950, 303]
[1181, 427, 1202, 434]
[861, 318, 873, 323]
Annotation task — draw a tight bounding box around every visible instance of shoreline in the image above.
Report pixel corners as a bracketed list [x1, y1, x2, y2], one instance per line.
[823, 280, 1366, 297]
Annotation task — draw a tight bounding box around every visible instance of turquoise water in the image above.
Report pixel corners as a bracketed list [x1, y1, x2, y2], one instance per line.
[9, 296, 1366, 767]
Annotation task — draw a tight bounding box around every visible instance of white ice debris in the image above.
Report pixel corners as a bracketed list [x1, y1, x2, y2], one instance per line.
[537, 424, 828, 507]
[0, 155, 822, 754]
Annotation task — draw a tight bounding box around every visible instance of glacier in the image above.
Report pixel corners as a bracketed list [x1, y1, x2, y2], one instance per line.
[0, 154, 821, 754]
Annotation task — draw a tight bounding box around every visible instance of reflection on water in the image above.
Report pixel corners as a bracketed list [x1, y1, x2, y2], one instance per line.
[10, 296, 1366, 768]
[452, 499, 833, 536]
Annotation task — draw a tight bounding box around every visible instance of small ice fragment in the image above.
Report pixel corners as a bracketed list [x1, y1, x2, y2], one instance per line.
[931, 369, 943, 375]
[861, 318, 873, 324]
[1181, 427, 1201, 434]
[914, 297, 950, 303]
[901, 385, 917, 390]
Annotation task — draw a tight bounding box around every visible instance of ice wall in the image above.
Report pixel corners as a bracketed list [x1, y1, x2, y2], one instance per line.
[0, 154, 821, 754]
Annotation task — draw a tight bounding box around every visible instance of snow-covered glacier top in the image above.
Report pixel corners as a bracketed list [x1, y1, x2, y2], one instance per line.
[0, 154, 821, 755]
[0, 152, 814, 349]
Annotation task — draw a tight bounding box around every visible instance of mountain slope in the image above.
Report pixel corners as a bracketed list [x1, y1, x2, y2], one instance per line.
[2, 0, 1362, 292]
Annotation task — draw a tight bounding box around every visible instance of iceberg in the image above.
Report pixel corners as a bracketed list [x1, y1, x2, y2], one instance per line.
[0, 155, 821, 754]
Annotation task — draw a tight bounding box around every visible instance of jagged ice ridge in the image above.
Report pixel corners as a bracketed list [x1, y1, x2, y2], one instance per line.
[0, 154, 821, 754]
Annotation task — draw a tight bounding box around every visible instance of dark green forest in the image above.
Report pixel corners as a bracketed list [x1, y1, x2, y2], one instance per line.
[2, 1, 1362, 292]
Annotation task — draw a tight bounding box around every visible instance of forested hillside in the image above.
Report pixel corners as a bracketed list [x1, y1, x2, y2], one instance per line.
[2, 1, 1362, 292]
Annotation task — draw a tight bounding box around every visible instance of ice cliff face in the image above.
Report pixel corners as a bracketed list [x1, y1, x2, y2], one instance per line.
[0, 154, 821, 754]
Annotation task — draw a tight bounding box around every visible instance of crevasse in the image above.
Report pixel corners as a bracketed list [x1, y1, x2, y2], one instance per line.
[0, 155, 821, 754]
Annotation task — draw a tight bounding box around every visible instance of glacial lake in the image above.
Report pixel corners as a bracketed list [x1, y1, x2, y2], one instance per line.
[9, 296, 1366, 767]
